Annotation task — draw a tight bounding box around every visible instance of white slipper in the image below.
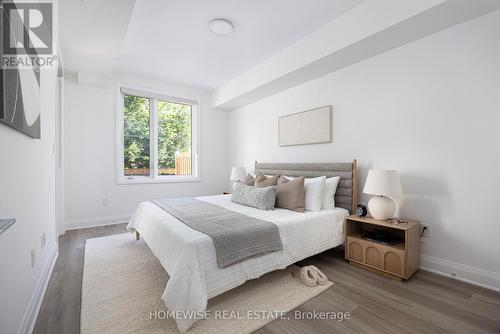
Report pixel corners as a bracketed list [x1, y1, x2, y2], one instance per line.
[307, 265, 328, 285]
[291, 266, 318, 287]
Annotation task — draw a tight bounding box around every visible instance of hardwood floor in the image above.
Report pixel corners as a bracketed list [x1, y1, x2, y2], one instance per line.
[34, 224, 500, 334]
[33, 224, 127, 334]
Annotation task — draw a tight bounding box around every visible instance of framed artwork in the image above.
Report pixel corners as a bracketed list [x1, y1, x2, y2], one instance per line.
[0, 67, 41, 139]
[278, 105, 332, 146]
[0, 1, 44, 139]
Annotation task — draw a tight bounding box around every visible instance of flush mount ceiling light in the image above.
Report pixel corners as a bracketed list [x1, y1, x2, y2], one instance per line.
[209, 19, 233, 36]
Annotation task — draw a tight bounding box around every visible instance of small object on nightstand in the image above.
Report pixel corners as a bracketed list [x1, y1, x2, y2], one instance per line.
[355, 203, 367, 217]
[387, 218, 408, 225]
[363, 229, 401, 245]
[230, 167, 246, 182]
[223, 192, 231, 195]
[345, 215, 420, 280]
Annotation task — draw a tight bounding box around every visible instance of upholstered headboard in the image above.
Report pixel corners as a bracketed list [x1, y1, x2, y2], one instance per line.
[254, 160, 358, 213]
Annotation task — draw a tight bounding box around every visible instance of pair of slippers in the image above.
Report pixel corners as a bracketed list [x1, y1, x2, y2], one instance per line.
[291, 265, 328, 286]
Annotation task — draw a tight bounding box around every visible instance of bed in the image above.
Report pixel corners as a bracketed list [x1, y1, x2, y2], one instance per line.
[126, 161, 357, 332]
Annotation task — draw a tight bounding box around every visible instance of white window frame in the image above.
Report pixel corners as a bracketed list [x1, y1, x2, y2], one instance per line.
[116, 85, 200, 184]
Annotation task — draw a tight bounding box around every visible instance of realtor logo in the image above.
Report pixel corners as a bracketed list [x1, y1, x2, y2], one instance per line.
[1, 1, 55, 69]
[1, 1, 53, 55]
[1, 1, 55, 139]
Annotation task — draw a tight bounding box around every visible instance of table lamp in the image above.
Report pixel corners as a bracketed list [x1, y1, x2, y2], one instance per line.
[363, 169, 402, 220]
[230, 167, 246, 183]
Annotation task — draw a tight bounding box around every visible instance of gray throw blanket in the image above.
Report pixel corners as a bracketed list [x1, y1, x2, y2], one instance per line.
[152, 198, 283, 268]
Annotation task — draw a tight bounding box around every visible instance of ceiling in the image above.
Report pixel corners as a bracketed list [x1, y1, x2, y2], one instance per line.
[59, 0, 136, 74]
[60, 0, 363, 89]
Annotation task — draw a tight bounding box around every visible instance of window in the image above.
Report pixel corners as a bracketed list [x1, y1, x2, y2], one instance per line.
[117, 87, 199, 183]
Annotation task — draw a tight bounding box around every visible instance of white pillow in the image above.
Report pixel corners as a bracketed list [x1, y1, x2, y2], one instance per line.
[285, 175, 326, 211]
[322, 176, 340, 210]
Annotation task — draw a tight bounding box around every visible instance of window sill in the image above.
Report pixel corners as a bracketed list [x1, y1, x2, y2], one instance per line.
[117, 177, 201, 185]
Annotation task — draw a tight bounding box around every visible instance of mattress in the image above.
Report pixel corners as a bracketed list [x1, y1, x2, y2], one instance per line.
[126, 194, 348, 332]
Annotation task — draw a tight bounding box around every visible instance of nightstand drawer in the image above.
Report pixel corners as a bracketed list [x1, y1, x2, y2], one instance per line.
[346, 236, 405, 277]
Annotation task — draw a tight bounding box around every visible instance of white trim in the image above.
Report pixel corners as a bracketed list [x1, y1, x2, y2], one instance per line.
[115, 83, 201, 185]
[116, 85, 126, 182]
[65, 214, 132, 230]
[421, 254, 500, 292]
[18, 245, 58, 334]
[120, 87, 199, 106]
[116, 176, 201, 185]
[55, 75, 66, 236]
[150, 97, 158, 180]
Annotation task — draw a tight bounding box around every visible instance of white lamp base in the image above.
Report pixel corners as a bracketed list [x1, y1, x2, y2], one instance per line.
[368, 196, 395, 220]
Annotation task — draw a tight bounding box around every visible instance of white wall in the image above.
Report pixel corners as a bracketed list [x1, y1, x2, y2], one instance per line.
[228, 11, 500, 289]
[64, 73, 229, 228]
[0, 69, 58, 332]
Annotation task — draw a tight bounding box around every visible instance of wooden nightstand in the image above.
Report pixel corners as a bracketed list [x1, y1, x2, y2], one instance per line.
[345, 215, 420, 280]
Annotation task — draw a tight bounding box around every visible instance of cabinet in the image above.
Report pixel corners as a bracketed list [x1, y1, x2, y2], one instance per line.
[345, 215, 420, 280]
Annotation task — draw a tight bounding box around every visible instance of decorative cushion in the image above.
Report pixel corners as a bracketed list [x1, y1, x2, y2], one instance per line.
[231, 183, 276, 210]
[254, 174, 279, 188]
[284, 175, 326, 211]
[276, 176, 305, 212]
[322, 176, 340, 209]
[240, 173, 255, 186]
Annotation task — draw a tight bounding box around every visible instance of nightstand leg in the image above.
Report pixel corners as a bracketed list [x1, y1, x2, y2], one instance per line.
[135, 231, 140, 240]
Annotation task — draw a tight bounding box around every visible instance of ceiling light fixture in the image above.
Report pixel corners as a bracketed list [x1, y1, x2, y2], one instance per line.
[209, 19, 233, 36]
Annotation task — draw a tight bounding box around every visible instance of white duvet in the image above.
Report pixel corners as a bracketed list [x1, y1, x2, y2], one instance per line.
[127, 195, 348, 332]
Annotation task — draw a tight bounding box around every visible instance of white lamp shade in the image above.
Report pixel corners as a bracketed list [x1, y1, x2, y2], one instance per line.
[363, 169, 402, 196]
[230, 167, 246, 181]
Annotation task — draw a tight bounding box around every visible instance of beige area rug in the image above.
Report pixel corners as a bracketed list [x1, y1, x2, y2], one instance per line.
[81, 233, 333, 334]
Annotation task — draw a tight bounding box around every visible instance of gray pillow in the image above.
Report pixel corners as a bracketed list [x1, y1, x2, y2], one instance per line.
[276, 176, 305, 212]
[231, 183, 276, 210]
[254, 174, 279, 188]
[240, 173, 255, 186]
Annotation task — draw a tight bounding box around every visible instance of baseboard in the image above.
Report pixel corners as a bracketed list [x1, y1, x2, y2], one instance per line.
[18, 245, 58, 334]
[65, 214, 132, 230]
[421, 254, 500, 292]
